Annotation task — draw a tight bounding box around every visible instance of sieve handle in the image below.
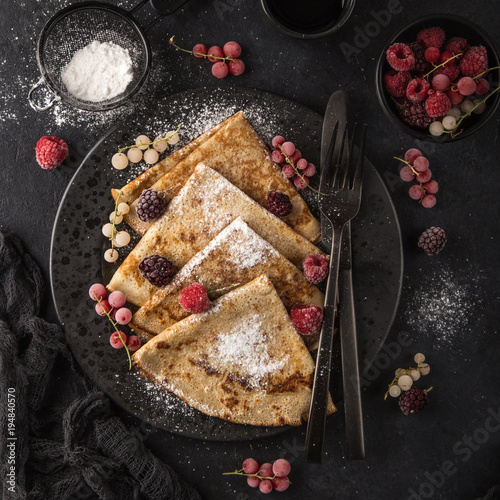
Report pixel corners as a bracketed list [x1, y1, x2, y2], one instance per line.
[28, 77, 61, 112]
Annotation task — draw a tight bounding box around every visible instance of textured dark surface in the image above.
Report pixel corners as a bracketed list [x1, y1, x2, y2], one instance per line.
[1, 1, 499, 499]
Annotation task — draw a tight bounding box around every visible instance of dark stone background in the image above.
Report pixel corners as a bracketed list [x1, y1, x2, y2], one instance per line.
[1, 0, 499, 499]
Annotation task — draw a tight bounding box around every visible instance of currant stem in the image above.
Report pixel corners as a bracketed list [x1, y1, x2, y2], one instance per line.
[169, 35, 235, 63]
[453, 85, 500, 130]
[118, 124, 182, 154]
[110, 191, 123, 249]
[277, 145, 325, 196]
[423, 53, 462, 80]
[94, 293, 132, 370]
[222, 470, 276, 481]
[473, 65, 500, 81]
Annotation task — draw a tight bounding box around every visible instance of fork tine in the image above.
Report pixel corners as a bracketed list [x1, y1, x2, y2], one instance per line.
[319, 121, 339, 194]
[339, 123, 357, 189]
[332, 125, 349, 188]
[352, 124, 366, 192]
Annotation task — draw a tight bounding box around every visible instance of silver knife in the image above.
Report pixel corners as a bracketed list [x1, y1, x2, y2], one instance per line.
[320, 91, 347, 248]
[339, 220, 365, 459]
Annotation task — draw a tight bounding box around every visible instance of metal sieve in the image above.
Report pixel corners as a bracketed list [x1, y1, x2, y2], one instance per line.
[29, 0, 188, 112]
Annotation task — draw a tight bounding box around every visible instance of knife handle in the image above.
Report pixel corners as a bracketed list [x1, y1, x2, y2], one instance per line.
[339, 268, 365, 460]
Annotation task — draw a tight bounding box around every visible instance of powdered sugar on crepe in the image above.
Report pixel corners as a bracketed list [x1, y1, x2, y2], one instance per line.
[213, 314, 288, 388]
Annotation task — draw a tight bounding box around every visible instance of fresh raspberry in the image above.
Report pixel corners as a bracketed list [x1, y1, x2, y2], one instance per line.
[408, 42, 430, 73]
[445, 37, 469, 60]
[418, 226, 447, 255]
[386, 43, 415, 71]
[398, 387, 429, 415]
[303, 254, 329, 284]
[416, 26, 445, 49]
[406, 78, 431, 102]
[290, 304, 323, 335]
[400, 101, 432, 129]
[383, 70, 412, 98]
[178, 283, 210, 313]
[425, 90, 451, 117]
[265, 190, 293, 217]
[138, 255, 174, 287]
[434, 64, 460, 82]
[460, 46, 488, 78]
[136, 189, 166, 222]
[35, 136, 69, 170]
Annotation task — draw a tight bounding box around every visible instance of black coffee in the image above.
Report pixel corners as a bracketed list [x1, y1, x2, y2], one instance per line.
[265, 0, 344, 32]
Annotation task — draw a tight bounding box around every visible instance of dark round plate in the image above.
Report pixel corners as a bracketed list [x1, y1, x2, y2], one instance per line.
[50, 86, 402, 441]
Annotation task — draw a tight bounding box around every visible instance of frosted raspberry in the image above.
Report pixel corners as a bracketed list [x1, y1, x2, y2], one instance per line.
[406, 78, 431, 102]
[435, 64, 460, 82]
[386, 43, 415, 71]
[445, 37, 469, 60]
[416, 26, 445, 49]
[383, 70, 412, 98]
[36, 136, 69, 169]
[178, 283, 210, 313]
[460, 46, 488, 78]
[303, 254, 329, 284]
[265, 191, 293, 217]
[290, 304, 323, 335]
[425, 90, 451, 117]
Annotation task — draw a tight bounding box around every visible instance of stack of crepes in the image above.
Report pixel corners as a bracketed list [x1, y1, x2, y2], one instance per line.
[107, 111, 336, 426]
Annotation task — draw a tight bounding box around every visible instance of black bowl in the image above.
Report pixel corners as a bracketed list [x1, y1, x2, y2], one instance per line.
[375, 14, 500, 141]
[260, 0, 356, 39]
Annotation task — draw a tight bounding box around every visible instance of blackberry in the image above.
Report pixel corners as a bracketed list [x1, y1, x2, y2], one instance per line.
[136, 189, 166, 222]
[265, 191, 293, 218]
[408, 41, 430, 73]
[138, 255, 174, 286]
[398, 387, 429, 415]
[418, 227, 447, 255]
[400, 101, 432, 129]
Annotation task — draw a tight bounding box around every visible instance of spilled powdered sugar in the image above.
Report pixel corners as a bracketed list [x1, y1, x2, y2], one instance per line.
[212, 314, 288, 388]
[404, 266, 483, 349]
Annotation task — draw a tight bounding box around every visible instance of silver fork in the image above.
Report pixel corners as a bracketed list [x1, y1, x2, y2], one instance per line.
[304, 122, 366, 463]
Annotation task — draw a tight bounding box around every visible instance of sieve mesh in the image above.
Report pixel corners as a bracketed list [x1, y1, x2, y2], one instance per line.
[38, 4, 150, 111]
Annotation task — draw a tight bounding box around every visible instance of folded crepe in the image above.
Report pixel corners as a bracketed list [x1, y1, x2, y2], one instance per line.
[107, 164, 324, 306]
[131, 217, 324, 350]
[112, 115, 229, 205]
[133, 275, 336, 426]
[113, 111, 320, 242]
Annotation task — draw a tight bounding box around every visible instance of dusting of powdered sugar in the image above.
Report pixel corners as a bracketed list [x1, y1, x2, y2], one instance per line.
[212, 314, 288, 388]
[404, 266, 484, 349]
[175, 217, 279, 280]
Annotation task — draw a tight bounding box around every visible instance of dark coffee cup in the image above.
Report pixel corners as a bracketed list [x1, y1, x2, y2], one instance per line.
[260, 0, 356, 39]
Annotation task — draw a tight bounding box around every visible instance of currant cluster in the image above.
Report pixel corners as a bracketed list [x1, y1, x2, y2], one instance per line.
[385, 353, 432, 415]
[170, 37, 245, 79]
[396, 147, 438, 208]
[88, 284, 140, 369]
[271, 136, 317, 191]
[224, 458, 291, 494]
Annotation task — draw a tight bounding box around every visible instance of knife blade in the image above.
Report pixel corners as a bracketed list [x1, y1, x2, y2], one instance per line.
[320, 90, 347, 247]
[339, 219, 366, 459]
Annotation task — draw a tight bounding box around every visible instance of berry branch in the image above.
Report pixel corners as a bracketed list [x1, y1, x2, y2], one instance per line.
[451, 85, 500, 135]
[422, 53, 462, 79]
[277, 145, 325, 196]
[169, 36, 235, 63]
[118, 124, 182, 154]
[109, 191, 123, 251]
[94, 293, 133, 370]
[222, 470, 280, 482]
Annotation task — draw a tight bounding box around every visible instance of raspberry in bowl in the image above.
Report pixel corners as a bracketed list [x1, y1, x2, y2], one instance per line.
[375, 15, 500, 141]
